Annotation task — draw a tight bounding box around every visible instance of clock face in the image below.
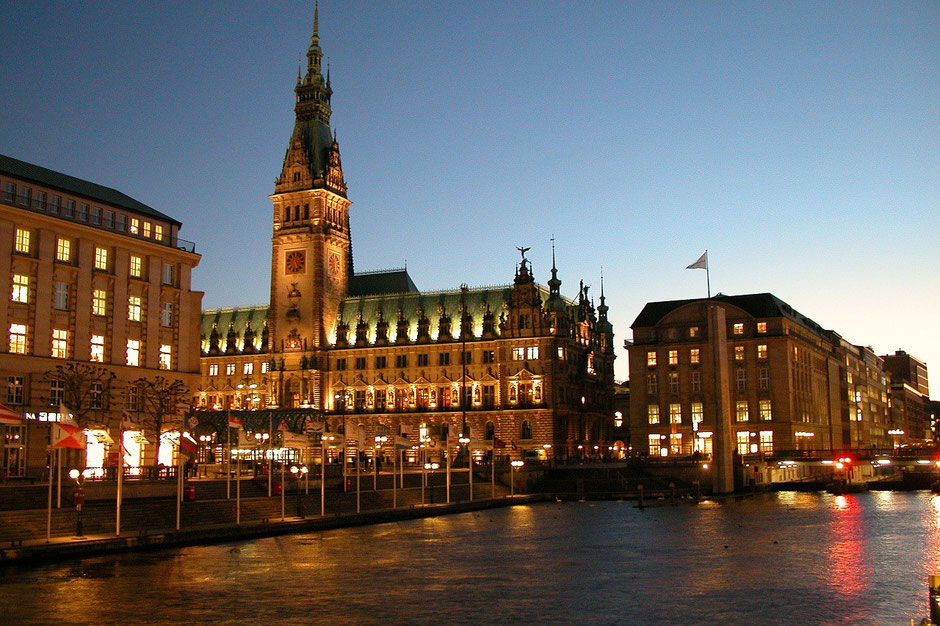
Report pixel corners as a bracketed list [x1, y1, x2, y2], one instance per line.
[329, 252, 341, 276]
[285, 250, 305, 274]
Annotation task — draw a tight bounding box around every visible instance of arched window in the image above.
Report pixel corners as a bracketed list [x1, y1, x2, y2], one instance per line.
[485, 421, 495, 441]
[303, 204, 310, 219]
[521, 420, 532, 440]
[294, 206, 300, 221]
[283, 207, 290, 222]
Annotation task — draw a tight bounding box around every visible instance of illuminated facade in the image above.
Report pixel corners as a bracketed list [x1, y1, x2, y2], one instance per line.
[0, 154, 203, 476]
[197, 10, 616, 460]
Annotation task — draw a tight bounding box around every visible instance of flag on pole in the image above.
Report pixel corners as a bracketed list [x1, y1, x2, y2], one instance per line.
[493, 436, 507, 450]
[228, 415, 243, 429]
[178, 433, 198, 460]
[53, 421, 86, 449]
[121, 411, 137, 430]
[686, 251, 708, 270]
[394, 434, 411, 450]
[0, 403, 23, 426]
[303, 419, 324, 434]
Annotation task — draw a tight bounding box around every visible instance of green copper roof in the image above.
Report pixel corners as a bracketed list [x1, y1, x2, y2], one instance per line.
[348, 268, 419, 297]
[0, 153, 181, 226]
[201, 305, 268, 353]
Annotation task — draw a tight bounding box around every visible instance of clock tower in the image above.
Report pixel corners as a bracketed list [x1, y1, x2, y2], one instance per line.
[269, 3, 351, 359]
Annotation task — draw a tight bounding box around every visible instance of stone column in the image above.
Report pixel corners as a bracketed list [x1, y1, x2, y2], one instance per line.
[708, 304, 734, 494]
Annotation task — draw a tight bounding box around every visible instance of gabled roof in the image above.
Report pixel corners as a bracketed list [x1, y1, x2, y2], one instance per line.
[348, 268, 419, 297]
[201, 305, 268, 353]
[0, 153, 181, 225]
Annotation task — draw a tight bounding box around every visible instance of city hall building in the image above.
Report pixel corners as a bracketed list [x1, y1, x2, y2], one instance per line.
[197, 11, 616, 461]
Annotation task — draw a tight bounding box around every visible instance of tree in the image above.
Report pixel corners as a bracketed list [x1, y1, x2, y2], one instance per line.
[41, 363, 116, 428]
[134, 376, 190, 471]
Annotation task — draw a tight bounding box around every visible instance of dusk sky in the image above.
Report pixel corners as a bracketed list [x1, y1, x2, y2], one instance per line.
[1, 1, 936, 382]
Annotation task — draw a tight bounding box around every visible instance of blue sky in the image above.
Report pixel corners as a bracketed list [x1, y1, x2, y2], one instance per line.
[1, 1, 937, 382]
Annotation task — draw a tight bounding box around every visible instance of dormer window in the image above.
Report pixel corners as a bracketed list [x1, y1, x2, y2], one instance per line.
[293, 171, 301, 182]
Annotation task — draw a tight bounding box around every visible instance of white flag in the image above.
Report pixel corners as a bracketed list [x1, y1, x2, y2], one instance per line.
[686, 251, 708, 270]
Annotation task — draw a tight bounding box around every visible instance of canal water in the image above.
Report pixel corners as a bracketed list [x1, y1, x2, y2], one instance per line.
[3, 491, 939, 624]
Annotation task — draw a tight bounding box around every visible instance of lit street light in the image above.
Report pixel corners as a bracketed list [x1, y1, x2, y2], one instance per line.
[510, 460, 524, 496]
[290, 465, 308, 518]
[68, 468, 91, 537]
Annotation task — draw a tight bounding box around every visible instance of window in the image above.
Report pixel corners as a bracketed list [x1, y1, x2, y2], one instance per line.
[757, 322, 767, 334]
[482, 385, 495, 407]
[90, 382, 103, 409]
[521, 420, 532, 439]
[759, 368, 769, 390]
[648, 405, 660, 425]
[439, 352, 451, 366]
[8, 324, 26, 354]
[670, 433, 682, 455]
[375, 355, 387, 369]
[90, 206, 101, 225]
[690, 348, 700, 365]
[668, 350, 678, 366]
[125, 385, 139, 412]
[130, 255, 142, 278]
[646, 374, 658, 395]
[34, 191, 45, 209]
[461, 351, 472, 365]
[63, 199, 75, 217]
[854, 390, 862, 403]
[355, 357, 366, 369]
[512, 347, 524, 361]
[104, 210, 114, 228]
[734, 346, 745, 361]
[115, 214, 127, 231]
[90, 335, 105, 362]
[395, 354, 407, 368]
[669, 403, 682, 424]
[647, 351, 657, 367]
[759, 399, 772, 421]
[757, 344, 767, 360]
[78, 203, 88, 221]
[53, 282, 68, 310]
[669, 372, 679, 394]
[142, 221, 152, 238]
[129, 218, 139, 234]
[689, 326, 699, 338]
[226, 363, 236, 375]
[692, 402, 704, 426]
[335, 358, 346, 371]
[18, 187, 30, 206]
[243, 362, 253, 375]
[7, 377, 24, 405]
[736, 431, 750, 455]
[160, 302, 173, 327]
[14, 228, 30, 254]
[11, 274, 28, 303]
[208, 364, 219, 376]
[735, 369, 747, 391]
[526, 346, 539, 360]
[51, 329, 68, 358]
[159, 344, 171, 370]
[49, 196, 60, 214]
[648, 434, 661, 456]
[736, 400, 749, 422]
[126, 339, 140, 366]
[733, 323, 744, 335]
[49, 380, 63, 407]
[260, 361, 268, 374]
[417, 353, 429, 367]
[92, 289, 107, 316]
[161, 263, 174, 285]
[3, 183, 14, 202]
[128, 295, 142, 322]
[154, 224, 164, 241]
[56, 238, 71, 263]
[759, 430, 773, 453]
[691, 371, 701, 392]
[94, 247, 108, 270]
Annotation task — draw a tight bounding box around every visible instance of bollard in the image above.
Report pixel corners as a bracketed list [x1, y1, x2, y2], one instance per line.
[637, 484, 645, 509]
[929, 575, 940, 625]
[693, 480, 701, 501]
[669, 482, 676, 506]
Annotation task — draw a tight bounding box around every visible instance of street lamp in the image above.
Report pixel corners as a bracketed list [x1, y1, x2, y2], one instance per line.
[510, 460, 524, 496]
[424, 461, 440, 503]
[458, 435, 471, 502]
[68, 468, 91, 537]
[254, 431, 270, 480]
[290, 465, 308, 518]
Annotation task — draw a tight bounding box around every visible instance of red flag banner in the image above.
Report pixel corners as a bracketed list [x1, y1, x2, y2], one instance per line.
[179, 434, 198, 460]
[493, 436, 507, 450]
[0, 403, 23, 426]
[228, 415, 243, 429]
[53, 421, 86, 449]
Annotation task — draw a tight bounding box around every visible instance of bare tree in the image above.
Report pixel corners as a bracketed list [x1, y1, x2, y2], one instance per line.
[41, 363, 116, 428]
[134, 376, 189, 471]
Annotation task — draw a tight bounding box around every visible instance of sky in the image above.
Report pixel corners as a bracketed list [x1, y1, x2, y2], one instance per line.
[1, 1, 937, 384]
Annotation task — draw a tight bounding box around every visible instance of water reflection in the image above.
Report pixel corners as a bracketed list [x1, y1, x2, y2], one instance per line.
[1, 493, 936, 624]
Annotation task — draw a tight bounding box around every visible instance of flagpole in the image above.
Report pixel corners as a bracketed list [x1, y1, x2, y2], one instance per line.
[56, 446, 61, 509]
[116, 426, 123, 536]
[226, 411, 231, 500]
[356, 441, 361, 514]
[706, 249, 711, 298]
[236, 448, 241, 524]
[267, 414, 273, 497]
[176, 438, 182, 530]
[46, 440, 53, 543]
[320, 437, 326, 517]
[446, 437, 451, 504]
[393, 448, 397, 509]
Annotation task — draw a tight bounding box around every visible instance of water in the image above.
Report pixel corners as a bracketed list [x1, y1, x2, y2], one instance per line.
[3, 491, 940, 624]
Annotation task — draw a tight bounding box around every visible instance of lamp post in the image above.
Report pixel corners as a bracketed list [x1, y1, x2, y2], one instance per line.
[459, 435, 471, 502]
[290, 465, 308, 518]
[510, 460, 524, 496]
[375, 435, 387, 491]
[425, 461, 440, 503]
[254, 431, 270, 485]
[199, 435, 211, 477]
[68, 468, 90, 537]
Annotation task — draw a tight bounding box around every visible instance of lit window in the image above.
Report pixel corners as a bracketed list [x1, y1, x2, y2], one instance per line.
[51, 329, 68, 359]
[854, 390, 862, 403]
[757, 322, 767, 334]
[669, 372, 679, 393]
[691, 371, 701, 392]
[244, 362, 254, 375]
[129, 255, 142, 278]
[14, 228, 30, 254]
[126, 339, 140, 366]
[154, 224, 164, 241]
[49, 380, 63, 406]
[208, 364, 219, 376]
[668, 350, 678, 366]
[129, 218, 139, 234]
[734, 346, 745, 361]
[11, 274, 28, 303]
[759, 430, 773, 453]
[90, 335, 105, 362]
[7, 376, 24, 405]
[759, 399, 772, 421]
[159, 344, 171, 370]
[226, 363, 235, 375]
[9, 324, 27, 354]
[647, 351, 657, 367]
[736, 400, 749, 422]
[53, 282, 68, 310]
[736, 431, 750, 455]
[128, 295, 142, 322]
[733, 323, 744, 335]
[669, 403, 682, 424]
[94, 247, 109, 270]
[142, 221, 152, 238]
[648, 434, 661, 456]
[670, 433, 682, 454]
[757, 344, 767, 359]
[648, 405, 660, 425]
[260, 361, 268, 374]
[526, 346, 539, 360]
[690, 348, 700, 365]
[856, 407, 863, 422]
[512, 347, 524, 361]
[557, 346, 565, 360]
[613, 411, 623, 428]
[692, 402, 703, 426]
[161, 263, 174, 285]
[689, 326, 699, 338]
[56, 238, 71, 263]
[92, 289, 107, 316]
[160, 302, 173, 327]
[735, 369, 747, 391]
